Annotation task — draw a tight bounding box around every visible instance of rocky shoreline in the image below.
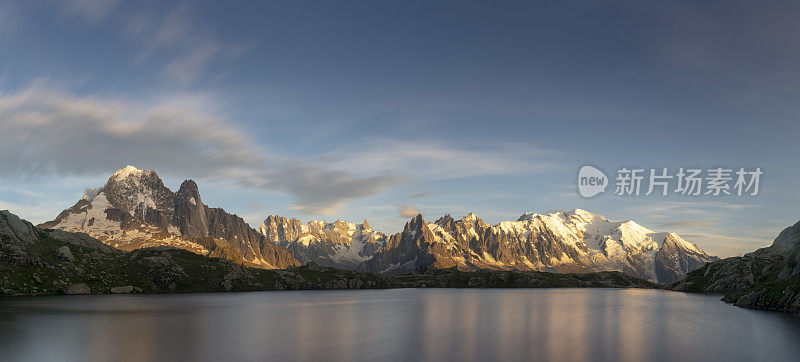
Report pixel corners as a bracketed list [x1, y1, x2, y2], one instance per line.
[671, 220, 800, 313]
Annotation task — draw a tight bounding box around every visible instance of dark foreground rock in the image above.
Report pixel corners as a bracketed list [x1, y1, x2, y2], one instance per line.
[672, 220, 800, 312]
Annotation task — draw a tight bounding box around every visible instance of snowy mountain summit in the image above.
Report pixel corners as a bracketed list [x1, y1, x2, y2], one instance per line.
[41, 166, 299, 269]
[362, 209, 717, 283]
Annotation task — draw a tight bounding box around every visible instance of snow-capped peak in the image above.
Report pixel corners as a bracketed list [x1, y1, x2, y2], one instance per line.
[518, 208, 600, 221]
[112, 165, 145, 180]
[664, 232, 703, 253]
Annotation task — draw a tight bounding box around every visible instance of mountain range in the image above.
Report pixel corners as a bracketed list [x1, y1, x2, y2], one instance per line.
[41, 166, 717, 283]
[360, 210, 717, 283]
[0, 209, 657, 296]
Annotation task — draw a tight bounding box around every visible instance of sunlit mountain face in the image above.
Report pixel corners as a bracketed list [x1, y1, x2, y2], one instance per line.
[41, 166, 300, 269]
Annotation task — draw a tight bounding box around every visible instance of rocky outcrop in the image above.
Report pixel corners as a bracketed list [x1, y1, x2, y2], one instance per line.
[42, 229, 120, 253]
[0, 210, 38, 245]
[173, 180, 209, 238]
[56, 246, 76, 263]
[260, 215, 305, 244]
[672, 220, 800, 312]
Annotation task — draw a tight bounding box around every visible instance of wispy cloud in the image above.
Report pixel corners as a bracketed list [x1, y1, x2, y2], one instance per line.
[681, 233, 772, 257]
[121, 2, 241, 85]
[0, 83, 555, 216]
[617, 200, 772, 256]
[323, 138, 560, 181]
[408, 192, 431, 199]
[47, 0, 122, 24]
[623, 201, 752, 223]
[660, 220, 712, 228]
[39, 0, 249, 85]
[0, 82, 400, 214]
[266, 163, 404, 215]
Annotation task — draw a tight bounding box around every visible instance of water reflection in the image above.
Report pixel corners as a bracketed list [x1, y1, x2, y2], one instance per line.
[1, 289, 799, 362]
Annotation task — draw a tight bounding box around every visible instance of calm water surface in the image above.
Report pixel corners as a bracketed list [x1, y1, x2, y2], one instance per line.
[1, 288, 799, 362]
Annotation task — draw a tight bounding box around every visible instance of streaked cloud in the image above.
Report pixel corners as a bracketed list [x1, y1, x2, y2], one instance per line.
[408, 192, 431, 199]
[617, 200, 771, 256]
[324, 138, 560, 181]
[48, 0, 122, 24]
[681, 233, 772, 257]
[0, 82, 400, 214]
[0, 83, 551, 216]
[120, 1, 237, 85]
[36, 0, 249, 85]
[623, 201, 752, 223]
[660, 220, 712, 228]
[266, 163, 404, 215]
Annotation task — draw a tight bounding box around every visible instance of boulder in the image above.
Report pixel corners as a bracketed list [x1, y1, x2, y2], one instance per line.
[56, 246, 76, 263]
[110, 285, 135, 294]
[139, 256, 171, 268]
[64, 283, 90, 295]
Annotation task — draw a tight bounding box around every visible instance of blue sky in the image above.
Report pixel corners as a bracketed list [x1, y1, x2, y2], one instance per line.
[2, 0, 799, 257]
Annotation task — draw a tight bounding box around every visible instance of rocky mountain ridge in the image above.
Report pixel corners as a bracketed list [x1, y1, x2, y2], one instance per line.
[360, 210, 717, 283]
[41, 166, 299, 269]
[259, 215, 385, 269]
[672, 220, 800, 312]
